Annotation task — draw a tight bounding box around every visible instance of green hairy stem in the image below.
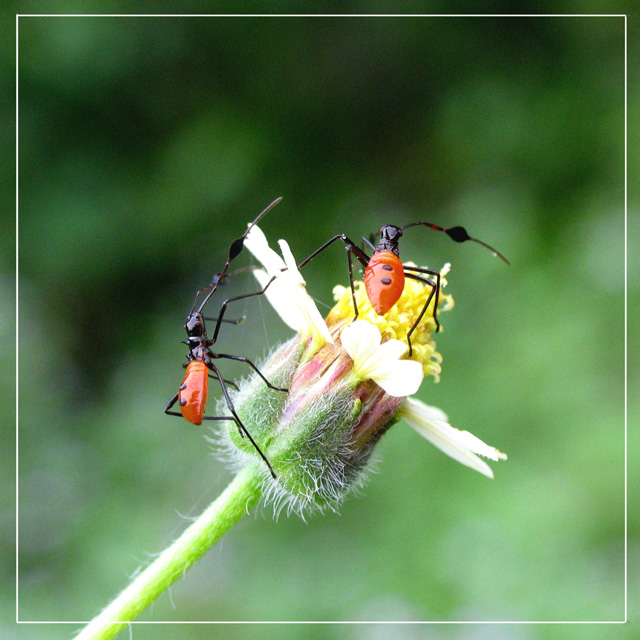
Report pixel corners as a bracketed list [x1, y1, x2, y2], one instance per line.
[74, 464, 263, 640]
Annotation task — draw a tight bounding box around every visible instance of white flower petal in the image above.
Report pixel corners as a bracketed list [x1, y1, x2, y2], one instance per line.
[377, 338, 410, 361]
[398, 396, 507, 478]
[244, 225, 334, 346]
[368, 359, 424, 396]
[244, 224, 285, 274]
[340, 319, 380, 362]
[341, 321, 424, 397]
[253, 268, 304, 333]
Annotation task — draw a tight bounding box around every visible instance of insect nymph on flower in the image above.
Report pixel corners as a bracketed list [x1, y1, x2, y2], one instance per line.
[208, 221, 506, 516]
[164, 198, 286, 479]
[296, 220, 509, 356]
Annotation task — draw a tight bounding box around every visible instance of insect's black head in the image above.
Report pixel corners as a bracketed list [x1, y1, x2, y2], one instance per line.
[185, 312, 206, 339]
[376, 225, 403, 254]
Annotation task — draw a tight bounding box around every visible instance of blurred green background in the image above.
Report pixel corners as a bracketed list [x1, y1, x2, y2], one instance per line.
[8, 6, 634, 640]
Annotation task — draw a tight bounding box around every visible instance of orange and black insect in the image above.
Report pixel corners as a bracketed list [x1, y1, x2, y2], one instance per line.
[299, 222, 509, 356]
[164, 197, 285, 479]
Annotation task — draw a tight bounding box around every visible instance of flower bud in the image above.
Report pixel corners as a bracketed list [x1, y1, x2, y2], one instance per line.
[216, 334, 407, 514]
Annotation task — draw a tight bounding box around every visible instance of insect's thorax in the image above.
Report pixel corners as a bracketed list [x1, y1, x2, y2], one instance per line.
[188, 342, 212, 364]
[184, 311, 214, 363]
[376, 225, 403, 254]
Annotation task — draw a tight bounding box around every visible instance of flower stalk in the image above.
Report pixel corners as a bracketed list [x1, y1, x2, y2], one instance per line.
[74, 464, 263, 640]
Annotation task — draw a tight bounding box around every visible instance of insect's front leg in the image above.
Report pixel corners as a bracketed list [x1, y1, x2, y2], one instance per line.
[297, 234, 370, 320]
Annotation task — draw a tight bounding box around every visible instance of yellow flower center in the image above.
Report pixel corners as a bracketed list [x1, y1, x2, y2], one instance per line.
[325, 263, 454, 381]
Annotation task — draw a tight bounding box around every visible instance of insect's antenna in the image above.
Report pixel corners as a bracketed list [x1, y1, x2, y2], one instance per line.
[194, 197, 283, 313]
[400, 221, 510, 265]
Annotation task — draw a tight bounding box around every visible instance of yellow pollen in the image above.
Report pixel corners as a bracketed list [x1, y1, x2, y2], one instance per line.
[325, 262, 454, 380]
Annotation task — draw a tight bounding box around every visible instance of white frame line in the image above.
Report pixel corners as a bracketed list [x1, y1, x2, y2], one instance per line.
[15, 11, 628, 627]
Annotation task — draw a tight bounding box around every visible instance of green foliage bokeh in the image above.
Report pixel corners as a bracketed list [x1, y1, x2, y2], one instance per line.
[10, 8, 632, 640]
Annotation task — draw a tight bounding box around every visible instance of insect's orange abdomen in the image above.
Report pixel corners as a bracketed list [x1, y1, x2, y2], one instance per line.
[364, 250, 405, 315]
[179, 360, 209, 425]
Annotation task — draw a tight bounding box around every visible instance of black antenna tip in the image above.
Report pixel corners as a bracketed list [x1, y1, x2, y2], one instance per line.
[445, 226, 472, 243]
[228, 237, 245, 261]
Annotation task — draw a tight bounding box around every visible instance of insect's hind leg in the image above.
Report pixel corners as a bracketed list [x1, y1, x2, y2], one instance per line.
[164, 392, 183, 417]
[403, 267, 442, 358]
[213, 353, 288, 393]
[207, 362, 277, 479]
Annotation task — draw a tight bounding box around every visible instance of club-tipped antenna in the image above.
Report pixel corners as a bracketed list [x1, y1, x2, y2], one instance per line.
[399, 221, 510, 265]
[193, 197, 283, 314]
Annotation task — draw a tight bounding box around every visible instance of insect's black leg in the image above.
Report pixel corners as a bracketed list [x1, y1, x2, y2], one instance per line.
[164, 392, 183, 417]
[195, 266, 260, 316]
[297, 234, 370, 270]
[213, 353, 288, 392]
[402, 265, 442, 278]
[403, 271, 440, 357]
[208, 363, 277, 479]
[403, 265, 442, 333]
[403, 264, 442, 333]
[190, 268, 257, 317]
[210, 276, 277, 344]
[345, 249, 360, 320]
[297, 234, 370, 320]
[203, 315, 246, 326]
[166, 394, 244, 419]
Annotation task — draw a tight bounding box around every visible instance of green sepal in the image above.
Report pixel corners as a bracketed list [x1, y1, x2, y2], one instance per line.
[224, 337, 305, 452]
